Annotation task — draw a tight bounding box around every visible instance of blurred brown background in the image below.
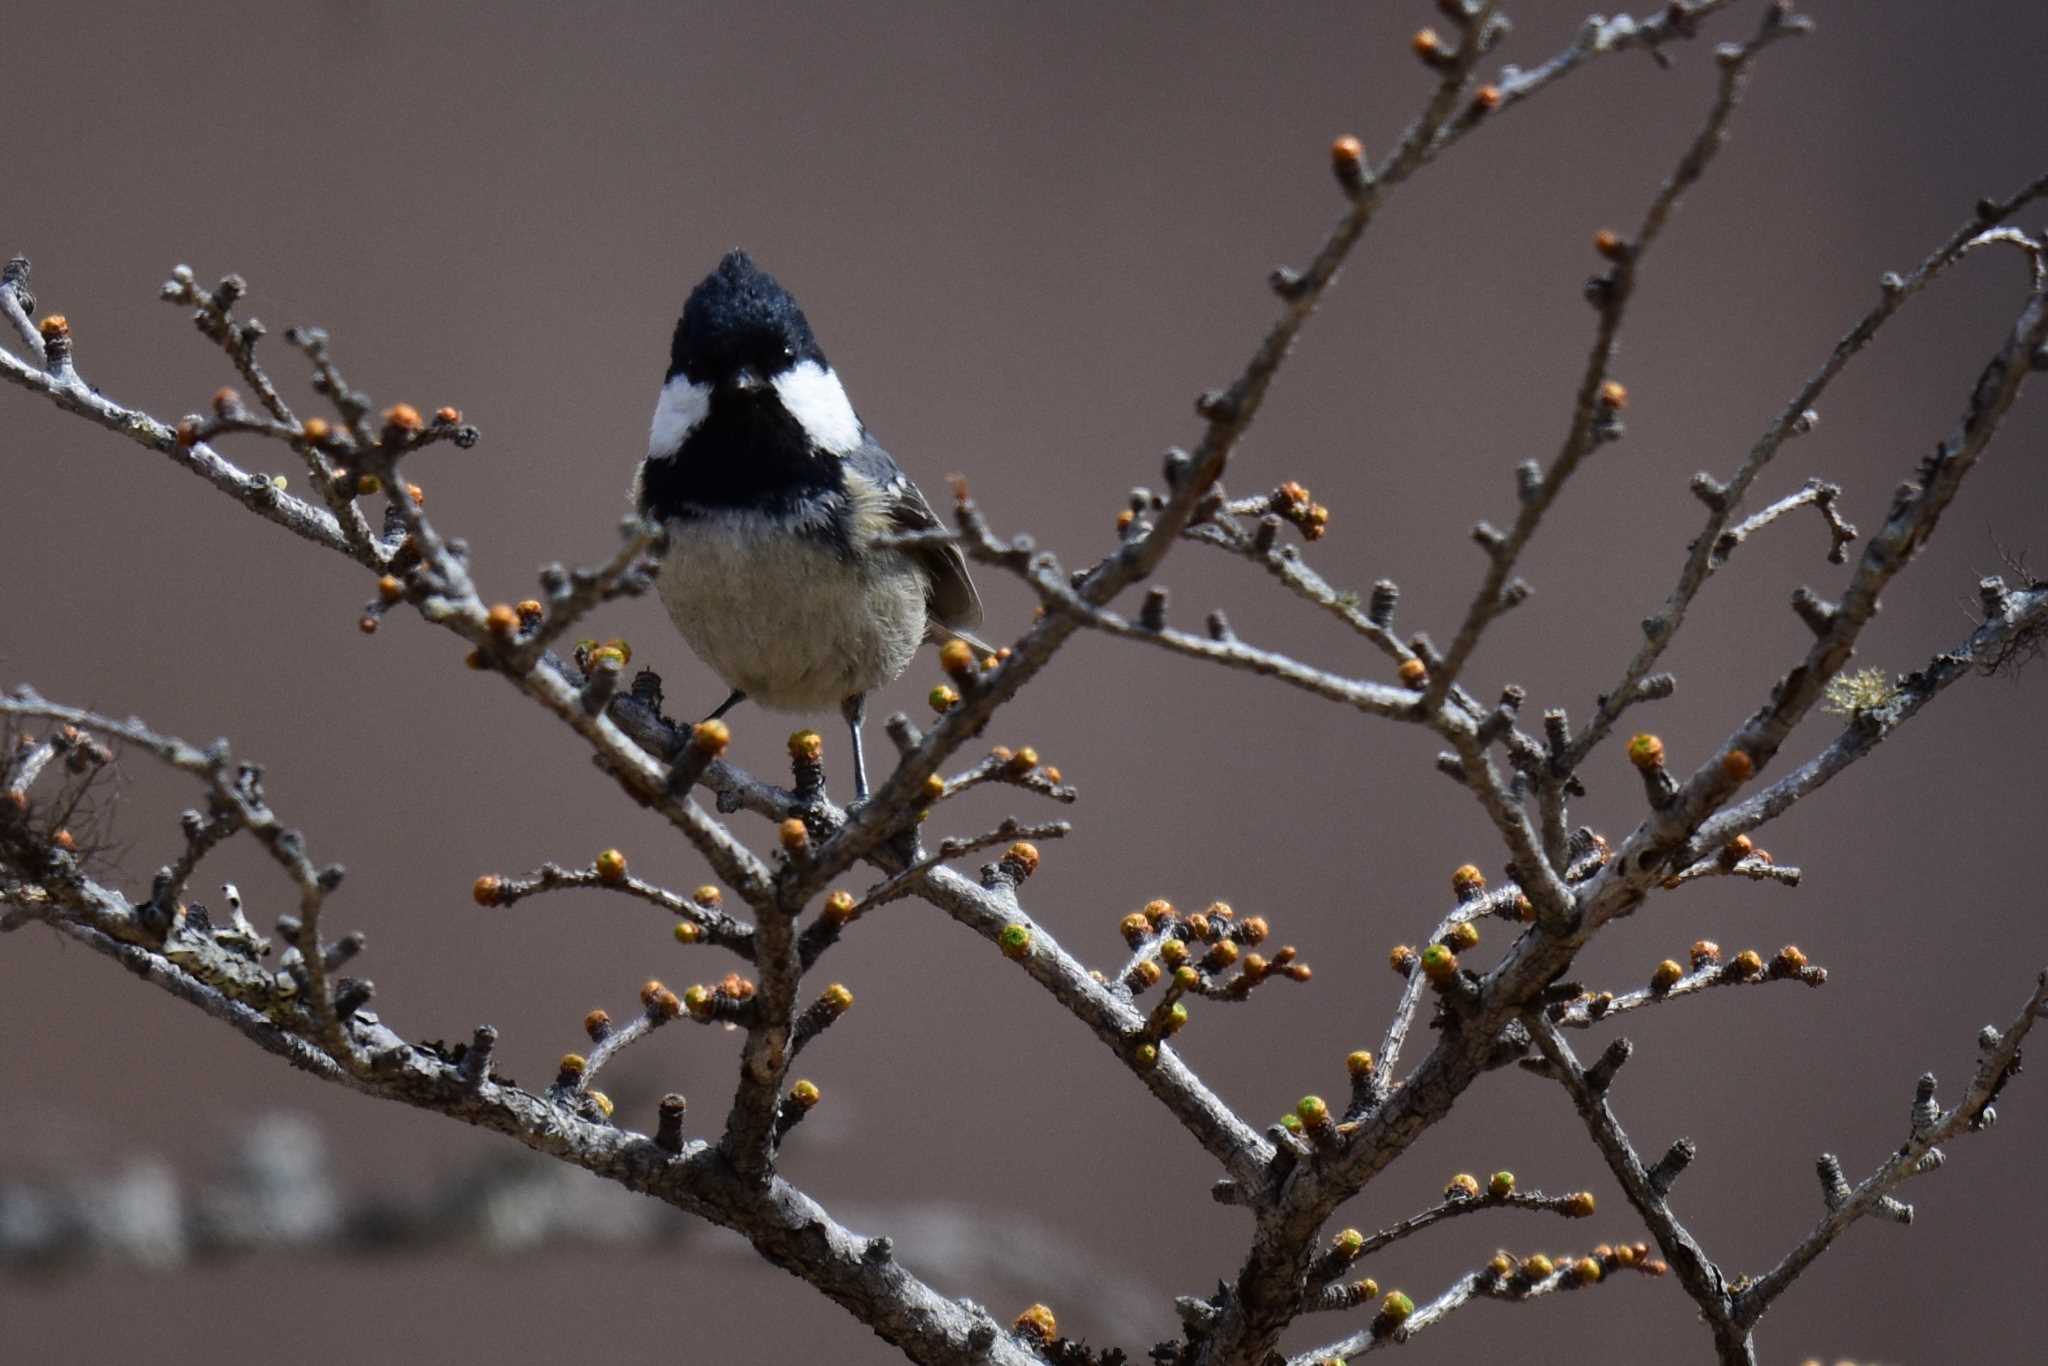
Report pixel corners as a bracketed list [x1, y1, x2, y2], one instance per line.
[3, 2, 2045, 1362]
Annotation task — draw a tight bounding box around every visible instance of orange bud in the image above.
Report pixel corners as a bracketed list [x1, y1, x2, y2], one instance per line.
[1013, 1304, 1057, 1344]
[1331, 134, 1365, 179]
[939, 638, 975, 676]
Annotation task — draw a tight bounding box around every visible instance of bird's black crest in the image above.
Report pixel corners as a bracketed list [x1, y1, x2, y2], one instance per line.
[668, 250, 826, 385]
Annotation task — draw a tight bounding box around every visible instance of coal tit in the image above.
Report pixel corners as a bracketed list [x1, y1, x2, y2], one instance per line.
[635, 250, 983, 801]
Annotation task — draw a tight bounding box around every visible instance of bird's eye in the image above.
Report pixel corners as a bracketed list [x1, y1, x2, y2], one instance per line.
[782, 344, 795, 360]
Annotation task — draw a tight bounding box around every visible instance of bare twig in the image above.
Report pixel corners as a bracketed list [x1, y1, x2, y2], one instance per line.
[1569, 168, 2048, 772]
[1733, 970, 2048, 1328]
[1351, 1185, 1598, 1264]
[489, 859, 756, 959]
[0, 256, 43, 361]
[918, 865, 1270, 1187]
[0, 691, 359, 1064]
[0, 866, 1049, 1366]
[0, 311, 366, 565]
[1377, 888, 1523, 1084]
[1430, 4, 1813, 707]
[1180, 522, 1409, 667]
[1550, 949, 1823, 1029]
[1445, 1, 1746, 138]
[1684, 582, 2048, 860]
[1526, 1014, 1751, 1361]
[1288, 1248, 1664, 1364]
[517, 523, 669, 662]
[1709, 477, 1856, 567]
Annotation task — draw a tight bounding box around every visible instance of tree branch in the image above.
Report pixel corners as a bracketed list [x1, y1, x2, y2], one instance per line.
[1525, 1014, 1752, 1362]
[1733, 970, 2048, 1329]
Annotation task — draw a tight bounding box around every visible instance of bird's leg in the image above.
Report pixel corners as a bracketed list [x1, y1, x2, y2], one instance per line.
[703, 689, 746, 723]
[841, 693, 869, 804]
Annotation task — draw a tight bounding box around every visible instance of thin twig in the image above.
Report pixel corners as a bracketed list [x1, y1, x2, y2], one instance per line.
[1549, 951, 1824, 1030]
[1568, 167, 2048, 772]
[0, 691, 358, 1064]
[1526, 1013, 1750, 1359]
[1430, 4, 1813, 706]
[0, 326, 366, 564]
[491, 860, 756, 959]
[1377, 889, 1522, 1084]
[1683, 583, 2048, 861]
[0, 256, 43, 362]
[1353, 1186, 1598, 1264]
[918, 865, 1271, 1187]
[0, 864, 1049, 1366]
[1733, 969, 2048, 1327]
[1709, 477, 1856, 567]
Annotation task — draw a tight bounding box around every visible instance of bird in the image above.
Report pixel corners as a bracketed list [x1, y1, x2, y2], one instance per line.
[634, 249, 982, 803]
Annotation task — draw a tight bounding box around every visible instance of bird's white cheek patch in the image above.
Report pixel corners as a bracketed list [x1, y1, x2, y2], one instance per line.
[648, 375, 712, 457]
[773, 360, 864, 454]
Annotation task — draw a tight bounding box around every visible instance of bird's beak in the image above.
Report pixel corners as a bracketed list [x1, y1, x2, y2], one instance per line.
[727, 368, 765, 395]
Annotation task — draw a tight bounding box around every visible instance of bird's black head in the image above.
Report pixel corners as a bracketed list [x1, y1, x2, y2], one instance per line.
[668, 250, 825, 390]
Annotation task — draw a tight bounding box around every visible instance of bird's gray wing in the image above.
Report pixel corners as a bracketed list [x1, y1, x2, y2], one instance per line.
[846, 440, 983, 631]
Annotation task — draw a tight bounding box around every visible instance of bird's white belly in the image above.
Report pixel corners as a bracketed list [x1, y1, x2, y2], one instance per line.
[655, 516, 927, 711]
